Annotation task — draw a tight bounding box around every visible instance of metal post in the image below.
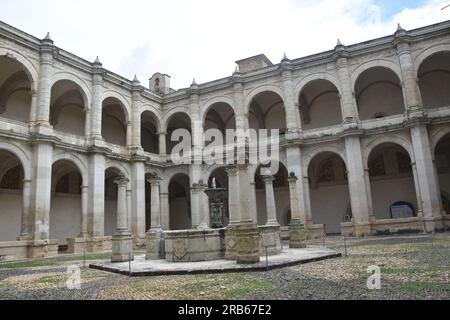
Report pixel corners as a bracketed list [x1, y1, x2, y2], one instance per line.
[343, 236, 347, 257]
[83, 249, 86, 269]
[265, 247, 269, 271]
[128, 253, 131, 277]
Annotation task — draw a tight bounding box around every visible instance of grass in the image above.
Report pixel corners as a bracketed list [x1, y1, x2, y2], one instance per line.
[0, 252, 112, 270]
[34, 276, 60, 285]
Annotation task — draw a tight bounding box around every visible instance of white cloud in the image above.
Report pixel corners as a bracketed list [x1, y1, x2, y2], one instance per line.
[0, 0, 449, 89]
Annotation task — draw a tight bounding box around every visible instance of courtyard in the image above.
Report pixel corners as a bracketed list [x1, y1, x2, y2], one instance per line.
[0, 233, 448, 300]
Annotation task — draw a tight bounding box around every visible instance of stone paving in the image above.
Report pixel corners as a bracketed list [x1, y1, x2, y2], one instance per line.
[0, 233, 448, 300]
[89, 247, 341, 276]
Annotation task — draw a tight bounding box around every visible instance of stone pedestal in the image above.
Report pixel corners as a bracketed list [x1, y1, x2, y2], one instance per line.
[67, 238, 89, 254]
[224, 224, 238, 260]
[86, 236, 112, 253]
[111, 230, 134, 263]
[235, 225, 260, 264]
[145, 229, 165, 260]
[354, 223, 371, 237]
[259, 225, 282, 255]
[289, 219, 307, 248]
[27, 240, 59, 259]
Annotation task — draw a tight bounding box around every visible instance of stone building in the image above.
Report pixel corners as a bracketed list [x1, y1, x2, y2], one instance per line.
[0, 20, 449, 261]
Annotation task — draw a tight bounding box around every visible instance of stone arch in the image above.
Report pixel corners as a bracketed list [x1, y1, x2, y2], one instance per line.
[0, 141, 31, 180]
[363, 135, 414, 169]
[297, 76, 343, 129]
[105, 161, 131, 180]
[303, 145, 347, 174]
[140, 106, 163, 132]
[164, 166, 190, 184]
[350, 59, 403, 86]
[162, 107, 191, 132]
[0, 47, 39, 91]
[168, 172, 191, 230]
[430, 126, 450, 156]
[307, 150, 350, 234]
[52, 151, 88, 186]
[244, 85, 285, 113]
[102, 91, 131, 123]
[413, 43, 450, 72]
[200, 96, 235, 123]
[294, 72, 342, 103]
[50, 72, 91, 109]
[367, 141, 418, 220]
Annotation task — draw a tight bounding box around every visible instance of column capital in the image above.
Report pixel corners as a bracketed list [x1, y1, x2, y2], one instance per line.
[225, 165, 239, 177]
[146, 173, 162, 185]
[262, 175, 275, 184]
[114, 174, 129, 186]
[287, 172, 298, 183]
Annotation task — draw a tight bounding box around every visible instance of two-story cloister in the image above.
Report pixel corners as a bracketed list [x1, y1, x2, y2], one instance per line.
[0, 20, 449, 260]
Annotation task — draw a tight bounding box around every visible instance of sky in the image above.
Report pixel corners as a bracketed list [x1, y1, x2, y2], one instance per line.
[0, 0, 449, 90]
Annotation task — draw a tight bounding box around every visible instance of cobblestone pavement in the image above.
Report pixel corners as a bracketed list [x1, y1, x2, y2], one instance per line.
[0, 233, 448, 300]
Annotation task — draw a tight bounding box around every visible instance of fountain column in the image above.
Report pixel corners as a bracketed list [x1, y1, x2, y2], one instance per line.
[263, 175, 279, 226]
[288, 173, 307, 248]
[111, 174, 134, 262]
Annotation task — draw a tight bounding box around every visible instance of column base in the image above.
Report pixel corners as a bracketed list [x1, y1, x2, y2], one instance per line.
[27, 240, 59, 259]
[67, 238, 89, 254]
[289, 220, 308, 248]
[111, 229, 134, 263]
[235, 225, 260, 264]
[259, 225, 282, 255]
[423, 216, 445, 233]
[85, 236, 112, 253]
[145, 229, 165, 260]
[224, 224, 239, 260]
[354, 223, 371, 237]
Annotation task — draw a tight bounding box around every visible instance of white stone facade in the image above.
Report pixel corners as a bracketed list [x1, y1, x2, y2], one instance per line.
[0, 20, 449, 260]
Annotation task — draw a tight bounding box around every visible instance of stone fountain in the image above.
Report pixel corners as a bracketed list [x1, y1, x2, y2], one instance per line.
[204, 178, 228, 228]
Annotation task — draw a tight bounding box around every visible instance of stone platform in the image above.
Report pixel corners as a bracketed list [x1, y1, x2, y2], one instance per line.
[89, 247, 341, 277]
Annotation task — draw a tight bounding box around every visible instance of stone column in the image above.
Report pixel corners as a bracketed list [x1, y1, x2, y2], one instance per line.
[91, 59, 103, 140]
[79, 185, 89, 238]
[191, 181, 208, 229]
[130, 161, 146, 238]
[411, 162, 424, 217]
[147, 175, 162, 230]
[363, 169, 375, 222]
[334, 42, 359, 124]
[111, 174, 134, 262]
[28, 90, 38, 125]
[281, 57, 301, 136]
[287, 173, 307, 248]
[224, 166, 240, 259]
[344, 134, 371, 236]
[250, 181, 258, 224]
[231, 72, 247, 131]
[126, 189, 132, 230]
[87, 153, 105, 238]
[131, 77, 143, 150]
[126, 122, 132, 147]
[160, 191, 170, 229]
[158, 132, 167, 156]
[394, 25, 424, 117]
[235, 164, 260, 264]
[29, 143, 52, 241]
[35, 35, 53, 127]
[286, 145, 307, 223]
[263, 176, 279, 226]
[145, 175, 163, 260]
[18, 179, 31, 240]
[410, 124, 443, 231]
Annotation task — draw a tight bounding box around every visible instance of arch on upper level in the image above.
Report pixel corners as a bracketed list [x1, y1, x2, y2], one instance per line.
[297, 77, 343, 130]
[417, 50, 450, 109]
[354, 66, 405, 120]
[102, 96, 129, 146]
